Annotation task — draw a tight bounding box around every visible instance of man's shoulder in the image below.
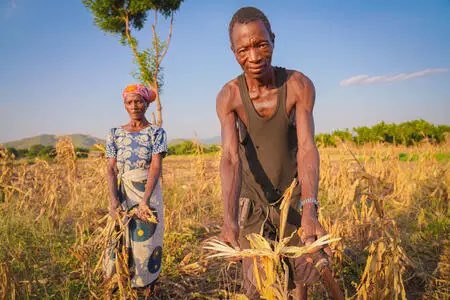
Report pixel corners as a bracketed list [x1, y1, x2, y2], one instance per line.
[285, 69, 313, 87]
[221, 78, 240, 93]
[217, 78, 240, 105]
[283, 69, 315, 100]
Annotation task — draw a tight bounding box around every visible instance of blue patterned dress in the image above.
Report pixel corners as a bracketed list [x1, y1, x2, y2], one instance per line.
[104, 125, 167, 287]
[106, 126, 167, 175]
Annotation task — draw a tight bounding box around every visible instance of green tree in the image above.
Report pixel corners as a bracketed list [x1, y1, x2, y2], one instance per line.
[26, 144, 56, 159]
[28, 144, 45, 158]
[6, 147, 18, 159]
[17, 148, 29, 158]
[205, 144, 221, 153]
[168, 140, 196, 155]
[352, 126, 374, 145]
[38, 146, 56, 159]
[83, 0, 183, 125]
[352, 120, 449, 146]
[315, 133, 336, 147]
[437, 125, 450, 143]
[75, 147, 90, 158]
[331, 129, 352, 143]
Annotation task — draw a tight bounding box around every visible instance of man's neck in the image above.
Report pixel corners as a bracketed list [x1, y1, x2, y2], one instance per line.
[244, 66, 276, 90]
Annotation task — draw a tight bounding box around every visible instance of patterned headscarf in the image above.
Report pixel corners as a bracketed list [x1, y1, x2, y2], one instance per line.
[122, 84, 156, 104]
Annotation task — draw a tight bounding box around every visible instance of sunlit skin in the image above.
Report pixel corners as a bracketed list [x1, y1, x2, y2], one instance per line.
[231, 20, 275, 81]
[217, 20, 329, 297]
[123, 93, 150, 130]
[231, 20, 278, 120]
[106, 93, 162, 222]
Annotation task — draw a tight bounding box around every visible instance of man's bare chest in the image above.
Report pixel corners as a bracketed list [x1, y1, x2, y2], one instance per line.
[234, 89, 296, 128]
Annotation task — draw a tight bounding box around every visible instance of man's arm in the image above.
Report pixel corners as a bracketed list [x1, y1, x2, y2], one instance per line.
[294, 74, 328, 247]
[216, 84, 242, 248]
[295, 75, 319, 203]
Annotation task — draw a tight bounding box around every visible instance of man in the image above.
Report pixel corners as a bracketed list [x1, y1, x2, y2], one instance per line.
[216, 7, 330, 299]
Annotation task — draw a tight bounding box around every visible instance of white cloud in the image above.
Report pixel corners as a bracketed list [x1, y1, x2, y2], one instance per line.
[340, 68, 449, 87]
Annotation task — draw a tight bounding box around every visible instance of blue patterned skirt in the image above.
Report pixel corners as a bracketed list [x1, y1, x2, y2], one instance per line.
[103, 168, 164, 287]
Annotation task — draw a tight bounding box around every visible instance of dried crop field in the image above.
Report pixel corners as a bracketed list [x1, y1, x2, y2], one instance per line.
[0, 139, 448, 299]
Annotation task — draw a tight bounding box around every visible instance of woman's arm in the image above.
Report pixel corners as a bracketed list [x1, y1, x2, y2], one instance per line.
[106, 157, 120, 216]
[141, 153, 163, 206]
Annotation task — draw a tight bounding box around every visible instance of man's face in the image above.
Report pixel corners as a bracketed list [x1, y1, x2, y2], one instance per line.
[231, 20, 274, 80]
[124, 94, 147, 120]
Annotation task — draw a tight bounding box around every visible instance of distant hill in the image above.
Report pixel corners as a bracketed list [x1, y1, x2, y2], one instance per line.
[168, 136, 220, 146]
[3, 134, 105, 149]
[201, 136, 220, 145]
[168, 138, 188, 146]
[3, 134, 220, 149]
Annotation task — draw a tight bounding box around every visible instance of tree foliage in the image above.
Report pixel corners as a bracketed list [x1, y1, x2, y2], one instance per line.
[24, 144, 57, 159]
[82, 0, 180, 34]
[83, 0, 183, 125]
[5, 145, 91, 159]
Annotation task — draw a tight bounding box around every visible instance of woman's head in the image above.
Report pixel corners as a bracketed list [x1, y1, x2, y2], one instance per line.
[122, 84, 156, 120]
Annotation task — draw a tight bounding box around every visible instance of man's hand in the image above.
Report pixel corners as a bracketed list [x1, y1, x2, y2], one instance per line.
[301, 204, 332, 257]
[219, 221, 240, 250]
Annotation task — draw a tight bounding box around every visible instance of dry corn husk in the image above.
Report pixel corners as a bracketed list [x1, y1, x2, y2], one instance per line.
[205, 179, 341, 299]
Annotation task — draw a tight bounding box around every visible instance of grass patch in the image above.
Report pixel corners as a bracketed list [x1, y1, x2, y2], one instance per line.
[399, 152, 419, 161]
[398, 152, 450, 162]
[434, 152, 450, 162]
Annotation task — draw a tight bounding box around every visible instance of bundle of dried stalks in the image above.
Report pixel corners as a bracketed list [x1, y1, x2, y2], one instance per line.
[72, 207, 158, 299]
[343, 145, 412, 300]
[55, 137, 76, 171]
[204, 179, 340, 299]
[0, 148, 15, 203]
[0, 262, 16, 300]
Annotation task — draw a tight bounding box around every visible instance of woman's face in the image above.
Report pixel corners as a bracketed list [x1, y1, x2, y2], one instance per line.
[124, 94, 148, 120]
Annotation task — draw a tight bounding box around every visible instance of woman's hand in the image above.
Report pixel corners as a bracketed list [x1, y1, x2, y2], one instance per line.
[137, 201, 158, 223]
[137, 201, 149, 219]
[109, 198, 121, 219]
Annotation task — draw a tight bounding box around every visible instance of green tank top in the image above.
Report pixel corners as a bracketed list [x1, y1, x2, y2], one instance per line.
[237, 67, 301, 206]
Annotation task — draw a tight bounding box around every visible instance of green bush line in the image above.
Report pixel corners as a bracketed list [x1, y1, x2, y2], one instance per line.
[3, 119, 449, 158]
[5, 145, 90, 160]
[316, 119, 449, 147]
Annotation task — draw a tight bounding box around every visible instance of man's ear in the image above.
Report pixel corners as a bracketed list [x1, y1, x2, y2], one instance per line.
[271, 33, 276, 47]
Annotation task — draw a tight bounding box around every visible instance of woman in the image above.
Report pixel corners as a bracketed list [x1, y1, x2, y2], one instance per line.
[104, 83, 167, 294]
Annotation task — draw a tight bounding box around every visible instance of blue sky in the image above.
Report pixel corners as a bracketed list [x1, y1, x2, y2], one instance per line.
[1, 0, 449, 143]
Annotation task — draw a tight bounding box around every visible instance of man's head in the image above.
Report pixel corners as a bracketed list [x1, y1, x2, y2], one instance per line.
[228, 7, 274, 45]
[229, 7, 275, 80]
